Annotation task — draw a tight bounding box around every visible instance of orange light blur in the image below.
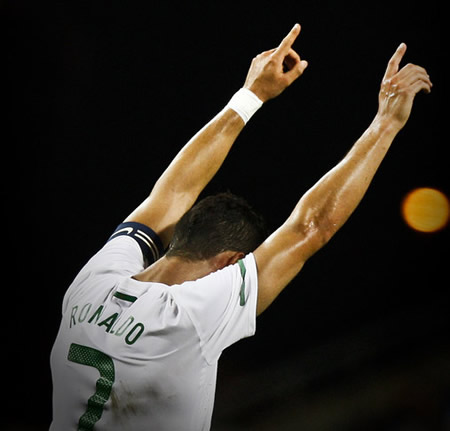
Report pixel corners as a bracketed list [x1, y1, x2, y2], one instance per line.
[401, 187, 450, 233]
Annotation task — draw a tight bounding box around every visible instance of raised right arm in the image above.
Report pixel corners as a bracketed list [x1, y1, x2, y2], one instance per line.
[254, 43, 432, 315]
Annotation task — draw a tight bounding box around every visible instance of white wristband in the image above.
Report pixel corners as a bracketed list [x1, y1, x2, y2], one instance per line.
[227, 88, 263, 124]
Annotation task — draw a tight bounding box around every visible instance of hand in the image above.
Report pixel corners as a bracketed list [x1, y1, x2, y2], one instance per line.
[377, 43, 432, 130]
[243, 24, 308, 102]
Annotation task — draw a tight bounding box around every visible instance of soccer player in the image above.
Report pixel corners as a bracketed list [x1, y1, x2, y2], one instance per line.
[50, 24, 432, 430]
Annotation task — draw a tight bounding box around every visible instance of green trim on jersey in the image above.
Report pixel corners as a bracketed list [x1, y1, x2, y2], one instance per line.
[238, 259, 246, 306]
[113, 291, 138, 303]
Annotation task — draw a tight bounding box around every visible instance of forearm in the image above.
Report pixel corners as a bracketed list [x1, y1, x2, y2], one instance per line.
[158, 88, 265, 201]
[156, 108, 245, 201]
[125, 106, 247, 247]
[288, 115, 399, 252]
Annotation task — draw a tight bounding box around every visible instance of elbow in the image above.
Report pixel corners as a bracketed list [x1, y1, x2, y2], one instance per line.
[305, 216, 336, 252]
[287, 215, 335, 260]
[296, 211, 339, 257]
[287, 199, 344, 259]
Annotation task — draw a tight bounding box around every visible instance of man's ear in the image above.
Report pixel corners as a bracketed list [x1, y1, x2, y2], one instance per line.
[213, 251, 245, 270]
[228, 251, 245, 265]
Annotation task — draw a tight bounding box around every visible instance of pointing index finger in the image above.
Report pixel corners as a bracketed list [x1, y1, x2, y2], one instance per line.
[274, 23, 301, 58]
[383, 43, 407, 81]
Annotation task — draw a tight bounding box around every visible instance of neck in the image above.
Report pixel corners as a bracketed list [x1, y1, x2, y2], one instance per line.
[133, 251, 245, 285]
[133, 256, 217, 286]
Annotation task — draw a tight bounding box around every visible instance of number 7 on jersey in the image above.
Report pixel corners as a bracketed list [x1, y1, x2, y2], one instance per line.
[68, 343, 115, 431]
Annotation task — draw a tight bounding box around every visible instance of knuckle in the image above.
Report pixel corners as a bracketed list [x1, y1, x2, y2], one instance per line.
[382, 78, 392, 89]
[265, 57, 277, 69]
[388, 57, 398, 67]
[281, 75, 292, 87]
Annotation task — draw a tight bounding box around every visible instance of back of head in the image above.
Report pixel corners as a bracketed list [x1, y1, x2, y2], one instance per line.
[166, 192, 267, 261]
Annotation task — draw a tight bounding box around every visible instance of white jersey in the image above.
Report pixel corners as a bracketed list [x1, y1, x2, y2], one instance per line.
[50, 222, 258, 431]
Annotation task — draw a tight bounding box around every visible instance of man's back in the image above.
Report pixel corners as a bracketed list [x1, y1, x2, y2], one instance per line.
[50, 222, 258, 431]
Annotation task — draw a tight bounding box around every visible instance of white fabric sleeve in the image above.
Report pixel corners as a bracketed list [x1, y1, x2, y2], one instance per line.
[170, 253, 258, 364]
[62, 222, 163, 312]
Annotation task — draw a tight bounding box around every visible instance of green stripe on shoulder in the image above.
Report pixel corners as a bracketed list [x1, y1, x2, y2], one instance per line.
[238, 259, 247, 306]
[113, 292, 138, 303]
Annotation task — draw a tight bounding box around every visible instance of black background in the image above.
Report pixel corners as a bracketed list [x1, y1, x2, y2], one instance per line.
[5, 1, 449, 430]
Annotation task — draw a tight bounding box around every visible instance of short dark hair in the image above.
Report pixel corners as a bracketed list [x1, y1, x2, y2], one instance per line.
[166, 192, 267, 261]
